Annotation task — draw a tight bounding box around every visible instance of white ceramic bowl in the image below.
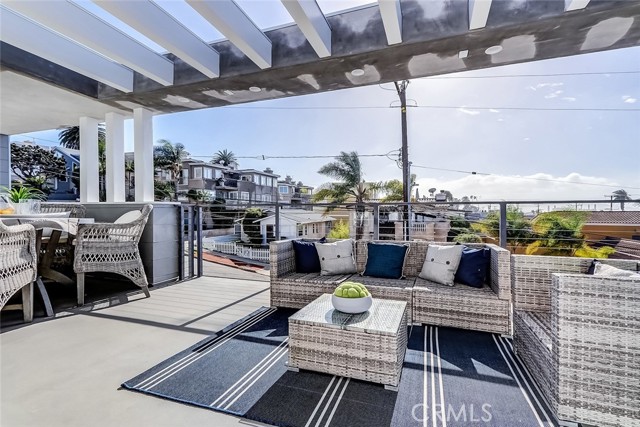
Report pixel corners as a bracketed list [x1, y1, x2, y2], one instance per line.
[331, 294, 373, 314]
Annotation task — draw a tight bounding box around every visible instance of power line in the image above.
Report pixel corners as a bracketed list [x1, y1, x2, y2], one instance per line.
[224, 105, 639, 112]
[425, 71, 640, 79]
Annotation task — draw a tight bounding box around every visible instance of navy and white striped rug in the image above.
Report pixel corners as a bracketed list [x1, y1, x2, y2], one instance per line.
[122, 307, 558, 427]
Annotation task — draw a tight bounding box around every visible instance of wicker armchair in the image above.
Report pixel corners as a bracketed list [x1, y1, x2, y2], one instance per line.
[511, 255, 640, 427]
[0, 221, 37, 322]
[73, 204, 152, 305]
[39, 202, 86, 269]
[40, 202, 86, 218]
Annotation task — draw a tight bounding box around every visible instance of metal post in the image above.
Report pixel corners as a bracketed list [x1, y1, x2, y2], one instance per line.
[499, 202, 507, 249]
[407, 202, 412, 241]
[275, 199, 281, 240]
[196, 206, 203, 277]
[394, 80, 411, 241]
[178, 205, 184, 281]
[187, 205, 194, 278]
[373, 204, 380, 240]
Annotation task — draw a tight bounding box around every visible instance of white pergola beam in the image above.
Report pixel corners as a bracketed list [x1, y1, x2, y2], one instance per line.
[134, 108, 154, 203]
[3, 1, 173, 86]
[469, 0, 492, 30]
[0, 6, 133, 93]
[105, 112, 125, 203]
[93, 0, 220, 79]
[565, 0, 591, 11]
[186, 0, 272, 69]
[79, 117, 100, 203]
[378, 0, 403, 45]
[281, 0, 331, 57]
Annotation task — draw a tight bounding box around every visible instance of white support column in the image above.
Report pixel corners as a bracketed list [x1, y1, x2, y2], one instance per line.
[0, 134, 10, 189]
[79, 117, 100, 203]
[105, 112, 125, 202]
[134, 108, 154, 202]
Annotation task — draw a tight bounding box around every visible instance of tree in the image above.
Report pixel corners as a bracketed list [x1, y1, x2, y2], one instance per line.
[58, 124, 106, 150]
[612, 189, 632, 211]
[380, 174, 416, 202]
[526, 211, 586, 256]
[154, 180, 174, 201]
[10, 143, 66, 194]
[125, 160, 135, 201]
[313, 151, 378, 240]
[154, 139, 188, 201]
[328, 220, 350, 239]
[477, 206, 532, 248]
[241, 208, 266, 246]
[212, 149, 237, 167]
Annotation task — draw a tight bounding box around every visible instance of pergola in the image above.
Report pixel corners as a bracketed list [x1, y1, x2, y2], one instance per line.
[1, 0, 639, 203]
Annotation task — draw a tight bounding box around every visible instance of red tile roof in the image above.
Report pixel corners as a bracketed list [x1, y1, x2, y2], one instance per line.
[585, 211, 640, 225]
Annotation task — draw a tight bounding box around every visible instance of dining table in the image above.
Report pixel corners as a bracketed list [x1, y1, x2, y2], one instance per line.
[0, 212, 86, 317]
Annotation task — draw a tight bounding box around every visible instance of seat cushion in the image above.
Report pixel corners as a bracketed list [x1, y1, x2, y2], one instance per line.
[277, 272, 353, 285]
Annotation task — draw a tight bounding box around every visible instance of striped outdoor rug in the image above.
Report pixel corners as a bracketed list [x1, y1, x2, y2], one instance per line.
[122, 307, 558, 427]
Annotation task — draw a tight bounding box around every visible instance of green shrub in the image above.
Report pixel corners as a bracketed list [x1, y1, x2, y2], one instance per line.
[328, 220, 350, 239]
[454, 233, 482, 243]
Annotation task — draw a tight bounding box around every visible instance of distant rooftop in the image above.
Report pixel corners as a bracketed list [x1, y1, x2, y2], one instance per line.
[586, 211, 640, 225]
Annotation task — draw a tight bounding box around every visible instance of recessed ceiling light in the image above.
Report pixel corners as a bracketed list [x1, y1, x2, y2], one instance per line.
[223, 90, 234, 96]
[249, 86, 262, 92]
[458, 50, 469, 59]
[176, 96, 190, 103]
[485, 45, 503, 55]
[351, 68, 365, 76]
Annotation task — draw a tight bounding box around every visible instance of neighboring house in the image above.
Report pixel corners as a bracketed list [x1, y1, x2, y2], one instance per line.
[227, 168, 279, 207]
[582, 211, 640, 260]
[277, 175, 314, 207]
[48, 146, 79, 200]
[245, 209, 335, 244]
[175, 159, 227, 201]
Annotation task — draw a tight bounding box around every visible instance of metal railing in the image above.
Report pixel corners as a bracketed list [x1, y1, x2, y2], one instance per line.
[179, 204, 203, 280]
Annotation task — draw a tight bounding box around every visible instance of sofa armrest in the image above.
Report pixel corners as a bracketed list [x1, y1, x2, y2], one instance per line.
[486, 244, 511, 301]
[270, 240, 296, 279]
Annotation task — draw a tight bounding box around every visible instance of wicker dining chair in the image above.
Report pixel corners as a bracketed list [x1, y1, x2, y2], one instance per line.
[40, 202, 86, 218]
[73, 204, 153, 305]
[0, 221, 37, 322]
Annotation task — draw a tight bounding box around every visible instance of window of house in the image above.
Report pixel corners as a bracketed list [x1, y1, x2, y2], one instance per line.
[193, 167, 202, 179]
[203, 168, 212, 179]
[312, 223, 319, 234]
[297, 224, 303, 237]
[262, 194, 271, 202]
[213, 169, 221, 179]
[228, 191, 238, 199]
[279, 185, 289, 194]
[182, 168, 189, 184]
[240, 191, 250, 200]
[303, 225, 308, 235]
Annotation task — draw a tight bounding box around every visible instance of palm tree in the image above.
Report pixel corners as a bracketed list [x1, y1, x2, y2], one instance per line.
[153, 139, 188, 201]
[379, 174, 417, 202]
[125, 160, 135, 201]
[612, 189, 632, 211]
[313, 151, 378, 239]
[212, 149, 237, 167]
[58, 124, 106, 149]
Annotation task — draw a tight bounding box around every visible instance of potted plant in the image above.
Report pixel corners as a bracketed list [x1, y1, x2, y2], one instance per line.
[331, 282, 372, 314]
[0, 186, 45, 214]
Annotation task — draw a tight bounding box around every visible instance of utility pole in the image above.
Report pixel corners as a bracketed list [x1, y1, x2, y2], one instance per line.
[394, 80, 410, 240]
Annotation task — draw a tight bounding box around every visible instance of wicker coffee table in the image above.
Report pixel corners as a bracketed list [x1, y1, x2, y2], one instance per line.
[288, 294, 408, 390]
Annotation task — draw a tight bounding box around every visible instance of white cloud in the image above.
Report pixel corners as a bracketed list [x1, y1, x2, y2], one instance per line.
[415, 172, 622, 202]
[622, 95, 637, 104]
[489, 109, 500, 113]
[544, 90, 564, 99]
[458, 107, 480, 116]
[523, 137, 531, 141]
[535, 82, 564, 89]
[562, 97, 577, 102]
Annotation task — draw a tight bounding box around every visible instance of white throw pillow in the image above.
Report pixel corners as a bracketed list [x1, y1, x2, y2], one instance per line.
[314, 239, 357, 276]
[419, 244, 464, 286]
[594, 262, 640, 278]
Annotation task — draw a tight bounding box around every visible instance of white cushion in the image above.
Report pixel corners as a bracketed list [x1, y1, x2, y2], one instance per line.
[314, 239, 357, 276]
[594, 262, 640, 278]
[114, 210, 142, 224]
[419, 244, 464, 286]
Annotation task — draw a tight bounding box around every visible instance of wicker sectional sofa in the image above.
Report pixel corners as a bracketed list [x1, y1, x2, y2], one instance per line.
[511, 255, 640, 427]
[270, 239, 512, 334]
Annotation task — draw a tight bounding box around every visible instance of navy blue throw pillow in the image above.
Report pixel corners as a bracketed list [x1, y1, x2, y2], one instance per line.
[363, 242, 408, 279]
[292, 240, 321, 273]
[455, 247, 490, 288]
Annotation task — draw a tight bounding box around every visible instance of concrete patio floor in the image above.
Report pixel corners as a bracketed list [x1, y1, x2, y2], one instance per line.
[1, 264, 272, 427]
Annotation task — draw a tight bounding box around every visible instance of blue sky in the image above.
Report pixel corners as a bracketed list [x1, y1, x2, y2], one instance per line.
[11, 3, 640, 202]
